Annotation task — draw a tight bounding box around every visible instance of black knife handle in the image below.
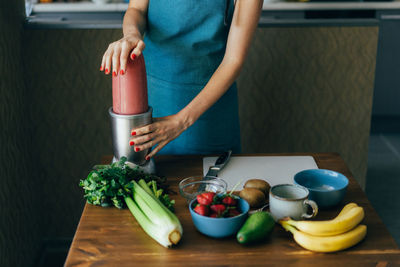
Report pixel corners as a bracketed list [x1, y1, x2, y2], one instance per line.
[215, 150, 232, 166]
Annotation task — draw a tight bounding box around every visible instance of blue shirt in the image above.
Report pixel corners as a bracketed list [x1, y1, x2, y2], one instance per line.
[143, 0, 241, 154]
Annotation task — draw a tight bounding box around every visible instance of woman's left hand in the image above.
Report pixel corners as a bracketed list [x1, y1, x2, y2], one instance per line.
[129, 113, 191, 159]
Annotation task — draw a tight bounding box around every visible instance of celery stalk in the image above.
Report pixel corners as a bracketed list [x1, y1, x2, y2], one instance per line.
[127, 180, 182, 247]
[124, 197, 173, 247]
[133, 190, 167, 226]
[138, 179, 154, 196]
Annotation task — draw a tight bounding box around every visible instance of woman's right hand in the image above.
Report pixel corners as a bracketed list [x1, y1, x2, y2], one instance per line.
[100, 33, 145, 76]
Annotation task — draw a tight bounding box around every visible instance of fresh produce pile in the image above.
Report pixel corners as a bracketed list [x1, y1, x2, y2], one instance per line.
[80, 164, 367, 252]
[280, 203, 366, 252]
[80, 157, 174, 211]
[235, 179, 275, 245]
[79, 157, 182, 247]
[193, 192, 241, 218]
[192, 190, 276, 245]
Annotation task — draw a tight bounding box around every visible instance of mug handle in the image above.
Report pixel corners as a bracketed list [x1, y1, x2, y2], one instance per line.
[302, 199, 318, 219]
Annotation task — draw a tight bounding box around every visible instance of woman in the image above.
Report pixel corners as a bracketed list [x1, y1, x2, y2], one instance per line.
[101, 0, 262, 160]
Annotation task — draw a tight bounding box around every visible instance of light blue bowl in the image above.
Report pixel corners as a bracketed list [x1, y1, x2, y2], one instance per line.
[189, 196, 250, 238]
[294, 169, 349, 208]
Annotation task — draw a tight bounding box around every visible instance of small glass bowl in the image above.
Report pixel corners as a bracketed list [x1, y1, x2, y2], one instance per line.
[179, 176, 228, 202]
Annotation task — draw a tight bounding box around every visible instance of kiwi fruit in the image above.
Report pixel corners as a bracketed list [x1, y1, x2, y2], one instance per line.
[244, 179, 271, 195]
[239, 188, 266, 208]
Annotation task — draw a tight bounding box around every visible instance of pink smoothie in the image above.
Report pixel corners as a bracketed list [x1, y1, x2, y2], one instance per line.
[112, 54, 148, 115]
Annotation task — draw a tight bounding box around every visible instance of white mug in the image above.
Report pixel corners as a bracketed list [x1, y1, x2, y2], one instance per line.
[269, 184, 318, 221]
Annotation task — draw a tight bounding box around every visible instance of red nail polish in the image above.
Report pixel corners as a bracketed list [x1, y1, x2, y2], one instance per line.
[120, 69, 125, 75]
[131, 131, 136, 136]
[100, 66, 104, 71]
[135, 147, 140, 152]
[112, 71, 117, 77]
[145, 156, 150, 161]
[105, 68, 109, 74]
[129, 141, 134, 146]
[131, 54, 136, 60]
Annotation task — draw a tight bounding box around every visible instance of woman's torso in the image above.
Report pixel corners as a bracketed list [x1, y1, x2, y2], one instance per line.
[143, 0, 241, 155]
[144, 0, 233, 85]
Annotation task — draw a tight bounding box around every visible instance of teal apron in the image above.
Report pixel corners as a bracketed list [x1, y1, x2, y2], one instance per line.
[144, 0, 241, 154]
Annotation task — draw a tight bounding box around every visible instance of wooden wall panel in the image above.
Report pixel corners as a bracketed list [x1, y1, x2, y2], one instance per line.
[0, 1, 43, 266]
[24, 29, 122, 238]
[237, 26, 378, 189]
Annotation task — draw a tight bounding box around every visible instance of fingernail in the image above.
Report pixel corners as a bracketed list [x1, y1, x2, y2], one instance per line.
[131, 54, 136, 60]
[145, 156, 150, 161]
[105, 68, 109, 74]
[135, 147, 140, 152]
[100, 66, 104, 71]
[129, 141, 134, 146]
[112, 71, 117, 77]
[120, 69, 125, 75]
[131, 131, 136, 136]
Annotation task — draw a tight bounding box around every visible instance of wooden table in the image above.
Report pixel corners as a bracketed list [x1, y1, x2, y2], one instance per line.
[65, 153, 400, 266]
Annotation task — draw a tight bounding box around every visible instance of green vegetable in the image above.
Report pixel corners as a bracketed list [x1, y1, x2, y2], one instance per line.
[79, 157, 173, 211]
[79, 157, 182, 247]
[140, 179, 175, 212]
[237, 211, 275, 244]
[127, 180, 182, 247]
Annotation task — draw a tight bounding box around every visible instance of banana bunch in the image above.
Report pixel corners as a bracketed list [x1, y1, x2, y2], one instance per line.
[279, 203, 367, 252]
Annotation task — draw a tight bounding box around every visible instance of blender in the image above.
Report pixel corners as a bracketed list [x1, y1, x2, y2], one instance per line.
[109, 54, 155, 174]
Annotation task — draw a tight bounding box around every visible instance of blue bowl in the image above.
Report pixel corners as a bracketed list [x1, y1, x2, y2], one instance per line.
[189, 196, 250, 238]
[294, 169, 349, 208]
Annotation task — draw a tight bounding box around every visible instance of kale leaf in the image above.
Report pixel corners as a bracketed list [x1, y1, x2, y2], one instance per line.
[79, 157, 172, 210]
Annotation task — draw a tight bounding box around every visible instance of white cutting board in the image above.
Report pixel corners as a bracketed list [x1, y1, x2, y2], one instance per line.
[203, 156, 318, 190]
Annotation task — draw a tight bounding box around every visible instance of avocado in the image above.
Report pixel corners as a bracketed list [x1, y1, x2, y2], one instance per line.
[237, 211, 275, 244]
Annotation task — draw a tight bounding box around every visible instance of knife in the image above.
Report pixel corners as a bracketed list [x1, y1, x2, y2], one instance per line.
[198, 150, 232, 193]
[204, 150, 232, 179]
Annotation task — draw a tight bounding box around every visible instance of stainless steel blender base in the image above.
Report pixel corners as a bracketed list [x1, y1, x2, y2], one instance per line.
[112, 156, 156, 174]
[109, 107, 154, 168]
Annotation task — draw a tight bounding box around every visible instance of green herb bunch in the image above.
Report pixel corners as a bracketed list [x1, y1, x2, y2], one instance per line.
[79, 157, 174, 211]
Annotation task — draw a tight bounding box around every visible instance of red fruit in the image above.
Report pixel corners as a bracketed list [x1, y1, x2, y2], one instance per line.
[196, 192, 216, 205]
[202, 192, 216, 203]
[194, 204, 209, 216]
[228, 209, 241, 217]
[209, 213, 219, 218]
[210, 204, 226, 215]
[222, 196, 237, 206]
[197, 194, 211, 205]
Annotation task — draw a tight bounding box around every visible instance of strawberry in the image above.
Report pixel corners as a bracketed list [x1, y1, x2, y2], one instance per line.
[194, 204, 209, 216]
[209, 213, 219, 218]
[210, 204, 226, 215]
[228, 209, 241, 217]
[222, 196, 237, 206]
[196, 192, 216, 205]
[196, 194, 210, 205]
[202, 192, 216, 202]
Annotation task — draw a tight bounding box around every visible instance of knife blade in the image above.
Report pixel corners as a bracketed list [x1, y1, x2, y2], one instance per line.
[204, 150, 232, 179]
